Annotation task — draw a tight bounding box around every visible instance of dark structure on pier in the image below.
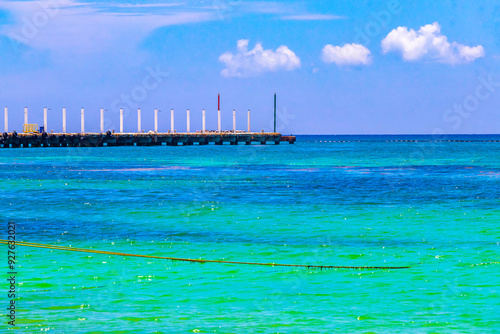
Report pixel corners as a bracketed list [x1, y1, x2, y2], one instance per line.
[0, 132, 296, 148]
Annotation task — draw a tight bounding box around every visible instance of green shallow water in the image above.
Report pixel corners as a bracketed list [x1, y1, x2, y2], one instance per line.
[1, 135, 499, 333]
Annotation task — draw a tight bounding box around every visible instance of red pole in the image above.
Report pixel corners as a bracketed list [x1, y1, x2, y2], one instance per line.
[218, 93, 220, 111]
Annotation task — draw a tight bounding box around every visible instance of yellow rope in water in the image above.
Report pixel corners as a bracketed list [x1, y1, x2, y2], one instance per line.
[0, 239, 411, 270]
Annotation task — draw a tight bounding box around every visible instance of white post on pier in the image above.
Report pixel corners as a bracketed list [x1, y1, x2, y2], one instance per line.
[43, 107, 48, 132]
[233, 109, 236, 133]
[186, 109, 190, 133]
[4, 107, 7, 133]
[100, 108, 104, 133]
[217, 93, 221, 133]
[81, 107, 85, 133]
[202, 109, 206, 133]
[247, 109, 251, 133]
[218, 110, 221, 133]
[154, 109, 159, 133]
[137, 108, 141, 133]
[171, 109, 174, 132]
[62, 108, 66, 133]
[120, 108, 124, 133]
[24, 107, 28, 125]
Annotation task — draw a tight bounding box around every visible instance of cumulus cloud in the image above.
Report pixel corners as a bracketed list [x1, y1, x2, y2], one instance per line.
[321, 43, 371, 66]
[381, 22, 485, 64]
[219, 39, 301, 77]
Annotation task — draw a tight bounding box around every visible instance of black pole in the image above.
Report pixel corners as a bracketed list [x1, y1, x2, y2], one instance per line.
[274, 93, 276, 133]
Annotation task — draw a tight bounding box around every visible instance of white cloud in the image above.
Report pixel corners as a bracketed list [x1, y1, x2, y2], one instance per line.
[111, 3, 186, 9]
[282, 14, 344, 21]
[219, 39, 301, 78]
[0, 0, 215, 53]
[381, 22, 485, 64]
[204, 1, 293, 15]
[321, 43, 371, 66]
[238, 1, 291, 14]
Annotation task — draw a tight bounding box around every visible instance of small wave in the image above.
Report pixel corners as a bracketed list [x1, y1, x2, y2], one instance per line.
[72, 166, 195, 172]
[462, 262, 500, 267]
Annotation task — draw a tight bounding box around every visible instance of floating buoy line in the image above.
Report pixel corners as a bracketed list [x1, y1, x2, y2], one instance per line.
[312, 140, 500, 143]
[0, 239, 410, 271]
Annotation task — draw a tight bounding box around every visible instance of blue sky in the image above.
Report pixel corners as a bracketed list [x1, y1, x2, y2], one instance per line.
[0, 0, 499, 134]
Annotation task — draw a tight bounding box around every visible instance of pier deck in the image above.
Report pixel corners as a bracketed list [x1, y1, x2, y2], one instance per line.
[0, 132, 296, 148]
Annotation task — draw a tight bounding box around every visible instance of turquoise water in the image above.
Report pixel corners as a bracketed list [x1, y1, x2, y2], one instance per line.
[1, 135, 499, 333]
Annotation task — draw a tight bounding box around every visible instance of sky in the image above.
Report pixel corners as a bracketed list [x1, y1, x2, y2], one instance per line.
[0, 0, 499, 134]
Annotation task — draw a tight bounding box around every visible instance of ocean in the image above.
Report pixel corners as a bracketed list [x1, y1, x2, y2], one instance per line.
[1, 135, 499, 333]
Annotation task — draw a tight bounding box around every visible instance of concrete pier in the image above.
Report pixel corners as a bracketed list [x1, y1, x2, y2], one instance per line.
[0, 132, 296, 148]
[0, 94, 297, 148]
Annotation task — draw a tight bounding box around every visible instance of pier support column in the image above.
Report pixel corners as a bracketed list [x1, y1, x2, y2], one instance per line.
[154, 109, 159, 133]
[100, 108, 104, 133]
[171, 109, 174, 133]
[274, 93, 277, 133]
[62, 108, 66, 133]
[43, 107, 48, 132]
[81, 108, 85, 133]
[4, 107, 7, 133]
[218, 110, 221, 133]
[137, 108, 141, 133]
[187, 109, 190, 133]
[120, 108, 124, 133]
[202, 109, 206, 133]
[233, 109, 236, 133]
[218, 93, 221, 133]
